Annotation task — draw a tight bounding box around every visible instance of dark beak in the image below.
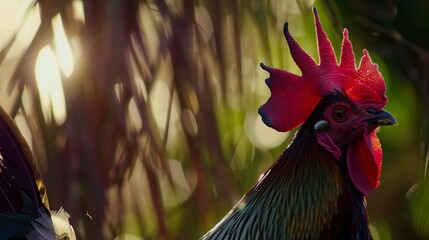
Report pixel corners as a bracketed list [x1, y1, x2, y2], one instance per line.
[365, 110, 397, 126]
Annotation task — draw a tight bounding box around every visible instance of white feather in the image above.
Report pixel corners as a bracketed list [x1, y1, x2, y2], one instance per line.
[51, 207, 77, 240]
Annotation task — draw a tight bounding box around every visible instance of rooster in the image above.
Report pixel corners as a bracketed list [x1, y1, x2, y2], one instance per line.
[0, 106, 76, 239]
[201, 8, 396, 239]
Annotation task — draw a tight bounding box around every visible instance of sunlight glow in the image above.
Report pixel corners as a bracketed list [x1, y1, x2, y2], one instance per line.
[35, 46, 67, 124]
[52, 14, 74, 77]
[161, 159, 193, 207]
[0, 2, 40, 88]
[149, 80, 179, 133]
[128, 98, 142, 131]
[245, 112, 288, 149]
[72, 0, 85, 23]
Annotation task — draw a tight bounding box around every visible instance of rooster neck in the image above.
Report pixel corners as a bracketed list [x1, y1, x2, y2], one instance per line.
[202, 126, 371, 239]
[253, 128, 370, 239]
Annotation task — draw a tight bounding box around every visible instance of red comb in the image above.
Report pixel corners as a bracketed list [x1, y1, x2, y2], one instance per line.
[259, 8, 387, 132]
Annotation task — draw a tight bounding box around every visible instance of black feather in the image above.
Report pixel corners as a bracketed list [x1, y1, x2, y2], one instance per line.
[0, 113, 42, 211]
[0, 106, 52, 237]
[202, 91, 372, 239]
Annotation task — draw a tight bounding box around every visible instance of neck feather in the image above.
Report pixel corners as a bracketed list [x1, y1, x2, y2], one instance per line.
[202, 124, 371, 239]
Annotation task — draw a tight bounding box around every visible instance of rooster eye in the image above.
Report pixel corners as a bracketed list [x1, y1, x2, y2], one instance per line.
[332, 107, 347, 122]
[367, 108, 377, 114]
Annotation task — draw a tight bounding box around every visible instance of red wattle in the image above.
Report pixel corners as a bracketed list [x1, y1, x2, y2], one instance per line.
[347, 129, 382, 195]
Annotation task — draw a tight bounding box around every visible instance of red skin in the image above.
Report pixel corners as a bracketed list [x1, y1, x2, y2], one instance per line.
[314, 101, 383, 195]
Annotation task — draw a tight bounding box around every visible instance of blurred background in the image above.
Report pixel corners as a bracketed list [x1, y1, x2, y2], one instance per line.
[0, 0, 428, 239]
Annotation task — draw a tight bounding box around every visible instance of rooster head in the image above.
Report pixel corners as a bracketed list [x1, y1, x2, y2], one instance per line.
[259, 8, 396, 195]
[312, 91, 396, 195]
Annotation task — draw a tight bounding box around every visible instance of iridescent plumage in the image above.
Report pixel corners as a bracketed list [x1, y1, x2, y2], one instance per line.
[202, 92, 380, 239]
[202, 7, 396, 239]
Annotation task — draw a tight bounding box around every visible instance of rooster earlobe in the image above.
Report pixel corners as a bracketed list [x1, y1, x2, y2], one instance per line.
[314, 120, 329, 131]
[347, 129, 382, 195]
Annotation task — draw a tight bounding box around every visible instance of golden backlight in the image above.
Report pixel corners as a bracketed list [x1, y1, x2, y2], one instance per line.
[52, 14, 74, 78]
[35, 45, 67, 124]
[34, 13, 75, 125]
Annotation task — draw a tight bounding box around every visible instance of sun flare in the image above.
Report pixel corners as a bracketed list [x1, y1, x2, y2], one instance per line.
[52, 14, 74, 77]
[34, 13, 76, 125]
[35, 46, 67, 124]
